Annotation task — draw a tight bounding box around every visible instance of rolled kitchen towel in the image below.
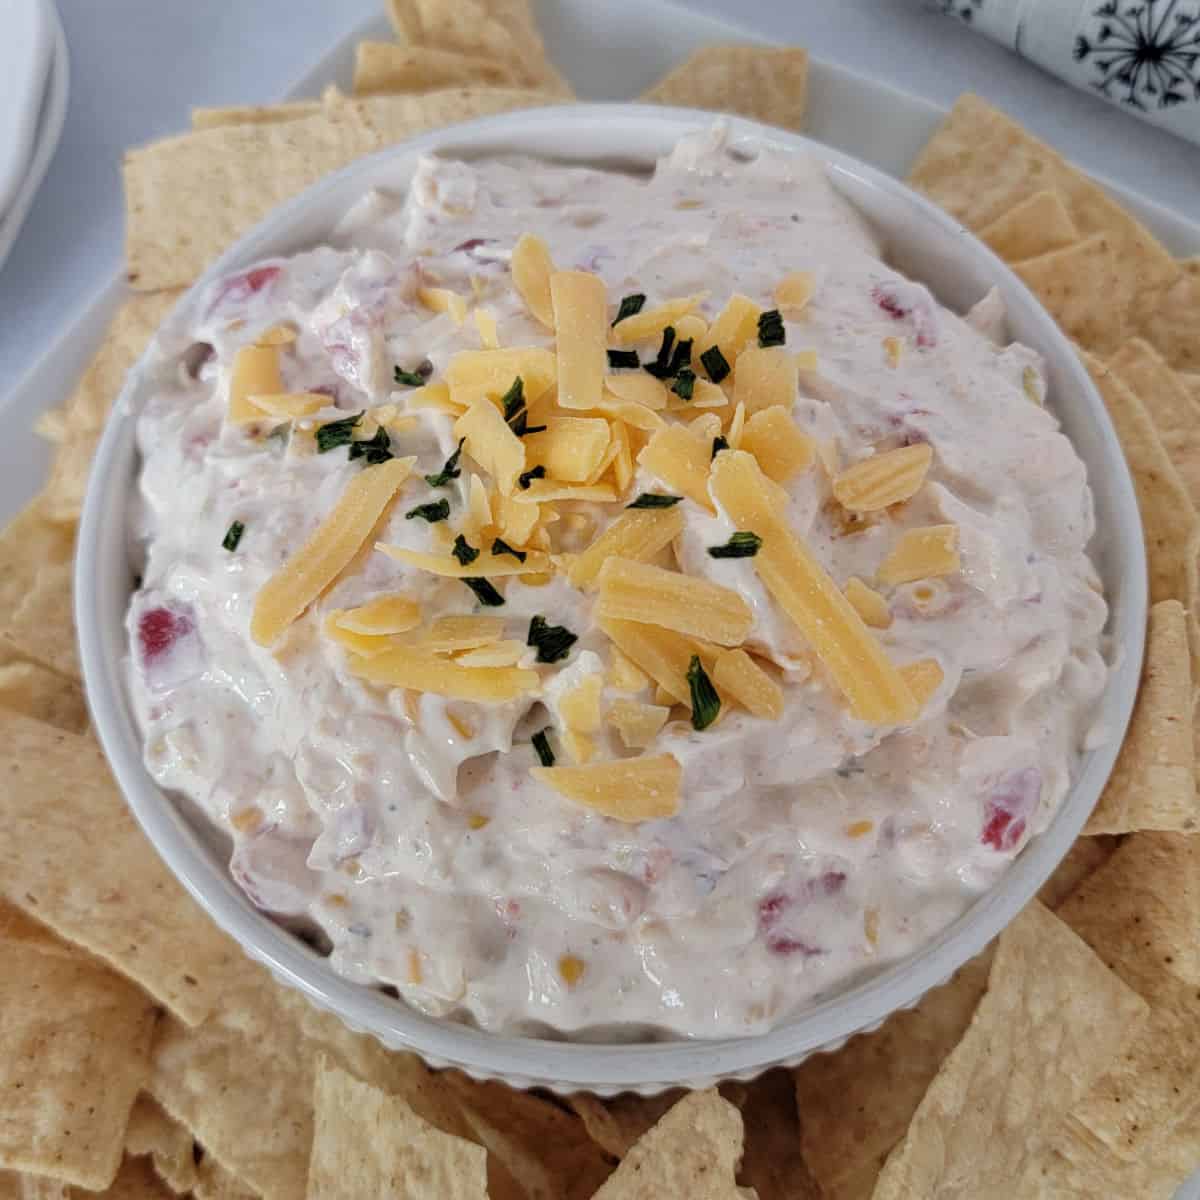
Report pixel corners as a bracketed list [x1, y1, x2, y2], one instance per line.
[930, 0, 1200, 145]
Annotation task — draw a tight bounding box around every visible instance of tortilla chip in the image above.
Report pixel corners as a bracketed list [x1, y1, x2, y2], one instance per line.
[793, 949, 993, 1199]
[0, 711, 250, 1026]
[0, 941, 157, 1190]
[1180, 369, 1200, 405]
[1086, 600, 1196, 834]
[124, 89, 557, 290]
[191, 1159, 259, 1200]
[725, 1070, 820, 1200]
[38, 431, 99, 528]
[1032, 835, 1200, 1166]
[1019, 1109, 1200, 1199]
[590, 1090, 747, 1199]
[0, 499, 77, 679]
[567, 1092, 682, 1159]
[190, 100, 322, 131]
[977, 188, 1079, 262]
[353, 40, 526, 95]
[1109, 338, 1200, 508]
[0, 656, 87, 734]
[642, 46, 809, 133]
[1133, 256, 1200, 371]
[386, 0, 572, 95]
[124, 1096, 200, 1195]
[307, 1059, 488, 1199]
[1036, 834, 1121, 909]
[0, 899, 79, 960]
[1081, 352, 1200, 614]
[908, 95, 1179, 313]
[871, 901, 1148, 1199]
[1012, 234, 1128, 352]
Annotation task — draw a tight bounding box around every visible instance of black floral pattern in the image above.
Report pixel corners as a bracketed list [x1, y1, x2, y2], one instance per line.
[1073, 0, 1200, 110]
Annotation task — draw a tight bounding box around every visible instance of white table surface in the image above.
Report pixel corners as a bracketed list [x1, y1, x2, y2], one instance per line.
[2, 0, 1199, 396]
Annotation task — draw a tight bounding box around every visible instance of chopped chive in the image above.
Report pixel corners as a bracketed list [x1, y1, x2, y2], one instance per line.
[222, 521, 245, 552]
[627, 492, 682, 509]
[405, 499, 450, 523]
[607, 348, 640, 370]
[643, 326, 677, 379]
[757, 309, 786, 348]
[462, 577, 505, 606]
[612, 294, 646, 326]
[527, 615, 578, 664]
[393, 364, 426, 387]
[700, 345, 731, 383]
[348, 426, 393, 465]
[491, 538, 527, 563]
[671, 367, 696, 400]
[452, 534, 479, 566]
[315, 411, 363, 453]
[521, 423, 548, 436]
[518, 464, 546, 490]
[687, 654, 721, 730]
[708, 531, 762, 559]
[711, 435, 729, 459]
[531, 728, 556, 767]
[424, 437, 465, 487]
[500, 376, 525, 422]
[667, 338, 693, 376]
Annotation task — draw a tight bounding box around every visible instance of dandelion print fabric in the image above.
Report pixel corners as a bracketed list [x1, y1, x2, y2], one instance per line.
[927, 0, 1200, 144]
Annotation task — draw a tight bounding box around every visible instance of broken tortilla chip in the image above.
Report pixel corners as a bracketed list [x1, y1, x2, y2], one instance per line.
[190, 100, 322, 131]
[1086, 600, 1196, 834]
[0, 711, 249, 1026]
[1133, 256, 1200, 371]
[977, 189, 1079, 262]
[0, 941, 157, 1190]
[124, 1095, 201, 1196]
[871, 902, 1147, 1199]
[642, 45, 809, 133]
[307, 1059, 488, 1200]
[590, 1090, 747, 1199]
[0, 656, 87, 733]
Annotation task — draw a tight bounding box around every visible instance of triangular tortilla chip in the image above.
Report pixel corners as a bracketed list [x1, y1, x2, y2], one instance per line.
[190, 100, 321, 132]
[1012, 234, 1126, 352]
[642, 46, 809, 133]
[977, 189, 1079, 262]
[1086, 600, 1196, 834]
[353, 40, 532, 96]
[1133, 257, 1200, 372]
[871, 902, 1147, 1199]
[1035, 833, 1120, 909]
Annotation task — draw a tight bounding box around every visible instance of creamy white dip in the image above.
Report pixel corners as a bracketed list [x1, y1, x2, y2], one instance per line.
[127, 127, 1108, 1039]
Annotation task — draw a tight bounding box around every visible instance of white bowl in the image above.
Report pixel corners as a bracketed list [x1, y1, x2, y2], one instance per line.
[77, 104, 1146, 1095]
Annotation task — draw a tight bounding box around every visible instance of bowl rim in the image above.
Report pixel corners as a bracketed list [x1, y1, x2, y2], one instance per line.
[76, 101, 1147, 1093]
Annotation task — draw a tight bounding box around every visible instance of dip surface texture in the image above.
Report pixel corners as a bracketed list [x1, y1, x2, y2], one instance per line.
[127, 129, 1108, 1038]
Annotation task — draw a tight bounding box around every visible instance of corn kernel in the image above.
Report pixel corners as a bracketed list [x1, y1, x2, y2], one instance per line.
[558, 954, 586, 987]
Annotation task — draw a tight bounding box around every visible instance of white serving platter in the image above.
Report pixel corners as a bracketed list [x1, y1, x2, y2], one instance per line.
[2, 0, 1196, 1183]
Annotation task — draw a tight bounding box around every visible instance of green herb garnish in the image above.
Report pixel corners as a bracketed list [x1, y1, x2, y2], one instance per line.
[315, 411, 363, 453]
[518, 465, 546, 490]
[501, 376, 525, 422]
[527, 615, 577, 664]
[348, 426, 393, 465]
[393, 364, 426, 387]
[700, 345, 731, 383]
[425, 437, 465, 487]
[686, 654, 721, 730]
[612, 294, 646, 326]
[708, 531, 762, 559]
[452, 535, 479, 566]
[643, 326, 677, 379]
[757, 309, 786, 348]
[671, 367, 696, 400]
[405, 499, 450, 523]
[222, 521, 245, 552]
[607, 348, 640, 370]
[462, 577, 504, 606]
[711, 435, 729, 459]
[491, 538, 527, 563]
[667, 338, 693, 376]
[627, 492, 682, 509]
[531, 728, 556, 767]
